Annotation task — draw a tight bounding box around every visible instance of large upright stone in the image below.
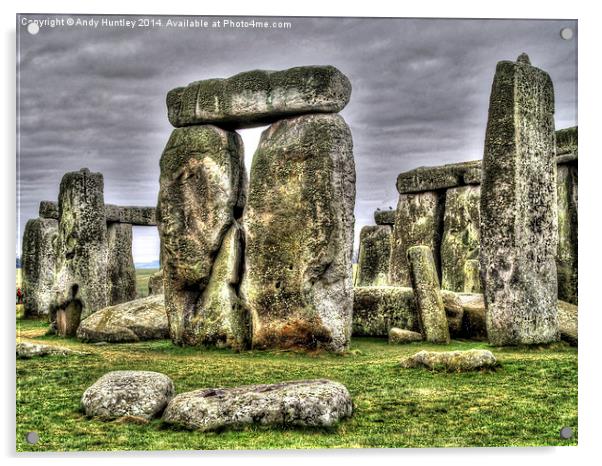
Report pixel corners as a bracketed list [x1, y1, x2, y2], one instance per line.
[480, 54, 559, 346]
[242, 114, 355, 352]
[556, 162, 578, 304]
[21, 218, 58, 316]
[52, 169, 109, 335]
[407, 246, 450, 344]
[388, 192, 444, 286]
[441, 185, 481, 292]
[167, 66, 351, 129]
[106, 223, 136, 305]
[354, 225, 391, 286]
[157, 125, 247, 348]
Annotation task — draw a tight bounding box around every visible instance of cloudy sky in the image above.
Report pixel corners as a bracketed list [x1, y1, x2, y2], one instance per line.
[16, 15, 577, 264]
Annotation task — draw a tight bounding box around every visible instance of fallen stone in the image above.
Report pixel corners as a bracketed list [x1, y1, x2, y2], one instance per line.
[157, 125, 247, 347]
[147, 269, 164, 296]
[388, 191, 445, 286]
[76, 294, 168, 343]
[389, 328, 422, 344]
[354, 225, 392, 287]
[167, 66, 351, 129]
[106, 223, 136, 306]
[556, 163, 578, 304]
[440, 289, 464, 336]
[242, 114, 355, 352]
[52, 168, 109, 335]
[407, 246, 450, 344]
[480, 54, 559, 346]
[557, 300, 578, 346]
[162, 379, 352, 431]
[16, 341, 87, 359]
[21, 218, 58, 317]
[374, 209, 396, 225]
[81, 371, 174, 420]
[455, 293, 488, 340]
[441, 185, 481, 292]
[396, 160, 481, 194]
[401, 349, 497, 371]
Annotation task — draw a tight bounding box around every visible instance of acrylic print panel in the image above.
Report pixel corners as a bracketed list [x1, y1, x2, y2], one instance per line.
[16, 14, 578, 451]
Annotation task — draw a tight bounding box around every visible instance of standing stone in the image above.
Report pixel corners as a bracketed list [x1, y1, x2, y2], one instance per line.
[242, 114, 355, 352]
[463, 259, 482, 293]
[389, 192, 444, 286]
[480, 54, 559, 345]
[441, 185, 481, 292]
[556, 162, 578, 304]
[167, 66, 351, 129]
[148, 269, 164, 296]
[407, 246, 450, 344]
[354, 225, 391, 286]
[106, 223, 136, 305]
[21, 218, 58, 316]
[52, 169, 109, 336]
[157, 125, 247, 348]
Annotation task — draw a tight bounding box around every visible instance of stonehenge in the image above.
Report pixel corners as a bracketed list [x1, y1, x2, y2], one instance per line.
[480, 54, 559, 346]
[20, 56, 576, 350]
[158, 65, 356, 352]
[21, 168, 158, 335]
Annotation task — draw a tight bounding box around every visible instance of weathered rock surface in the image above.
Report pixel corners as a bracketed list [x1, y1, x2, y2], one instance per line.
[167, 66, 351, 129]
[557, 300, 578, 346]
[352, 286, 466, 337]
[157, 125, 247, 347]
[52, 169, 109, 336]
[401, 349, 497, 371]
[396, 160, 481, 194]
[389, 328, 422, 344]
[21, 218, 58, 316]
[38, 200, 59, 219]
[456, 293, 488, 340]
[556, 163, 578, 304]
[40, 201, 157, 226]
[162, 379, 352, 431]
[374, 209, 396, 225]
[81, 371, 174, 420]
[352, 286, 419, 336]
[389, 191, 445, 286]
[147, 269, 164, 295]
[462, 259, 482, 293]
[106, 223, 136, 306]
[104, 205, 157, 226]
[480, 55, 559, 346]
[407, 246, 450, 344]
[242, 114, 355, 352]
[556, 126, 578, 156]
[16, 341, 87, 359]
[441, 185, 481, 292]
[354, 225, 391, 286]
[185, 223, 249, 349]
[76, 294, 168, 343]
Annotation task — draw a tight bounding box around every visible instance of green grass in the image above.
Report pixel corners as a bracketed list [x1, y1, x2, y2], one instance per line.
[135, 268, 159, 298]
[16, 318, 577, 452]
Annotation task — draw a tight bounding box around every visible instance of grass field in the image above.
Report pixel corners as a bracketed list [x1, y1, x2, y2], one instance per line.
[16, 318, 578, 452]
[134, 268, 159, 298]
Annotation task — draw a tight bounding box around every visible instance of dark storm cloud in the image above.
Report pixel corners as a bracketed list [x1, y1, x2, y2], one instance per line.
[16, 15, 577, 261]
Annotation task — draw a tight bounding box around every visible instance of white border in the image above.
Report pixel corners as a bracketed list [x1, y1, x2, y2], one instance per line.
[3, 1, 599, 465]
